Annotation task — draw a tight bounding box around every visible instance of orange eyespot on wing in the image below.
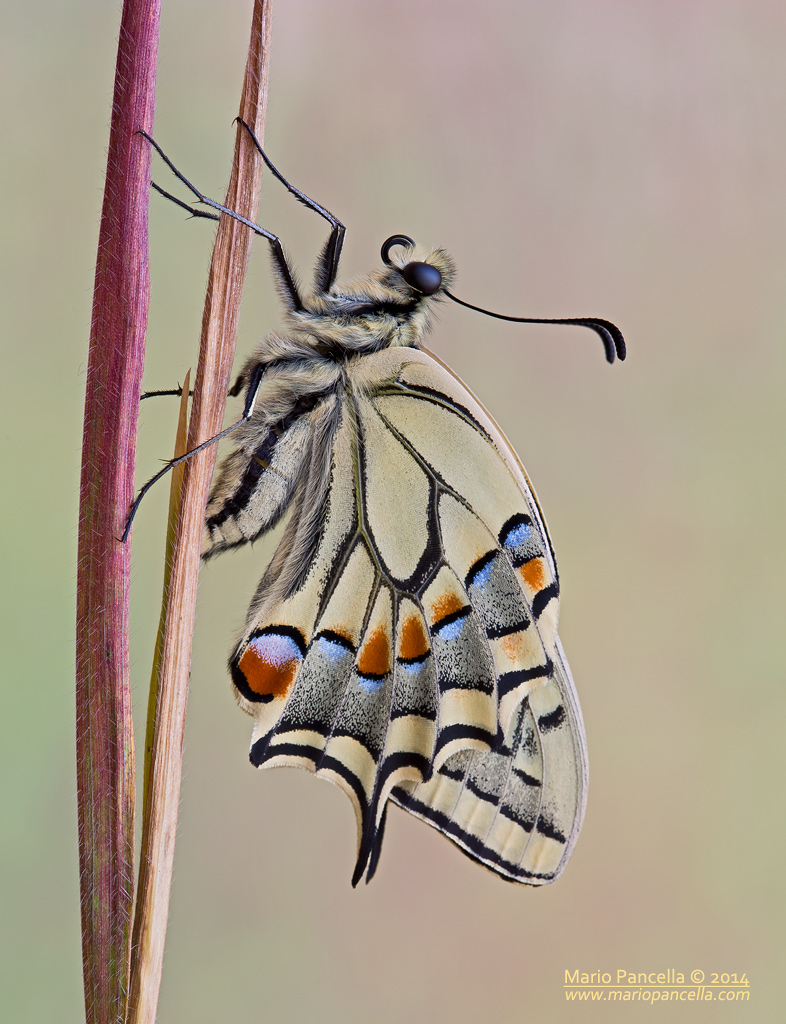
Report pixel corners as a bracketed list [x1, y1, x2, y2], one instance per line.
[397, 611, 430, 664]
[519, 556, 547, 593]
[357, 625, 392, 680]
[233, 627, 307, 703]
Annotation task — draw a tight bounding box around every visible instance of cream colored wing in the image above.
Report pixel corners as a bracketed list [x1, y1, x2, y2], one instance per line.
[207, 346, 587, 885]
[390, 637, 587, 883]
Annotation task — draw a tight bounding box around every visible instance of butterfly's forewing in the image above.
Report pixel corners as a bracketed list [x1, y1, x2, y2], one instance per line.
[203, 346, 587, 884]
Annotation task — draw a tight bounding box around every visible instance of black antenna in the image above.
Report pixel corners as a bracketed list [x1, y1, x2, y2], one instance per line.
[443, 290, 626, 364]
[379, 235, 625, 363]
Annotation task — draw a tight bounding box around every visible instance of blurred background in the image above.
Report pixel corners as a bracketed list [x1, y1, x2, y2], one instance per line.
[2, 1, 784, 1020]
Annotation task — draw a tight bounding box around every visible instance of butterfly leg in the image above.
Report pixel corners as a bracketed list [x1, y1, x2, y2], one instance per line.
[141, 386, 193, 401]
[141, 371, 251, 401]
[235, 118, 346, 294]
[140, 131, 304, 311]
[141, 380, 250, 402]
[149, 181, 219, 222]
[122, 362, 267, 541]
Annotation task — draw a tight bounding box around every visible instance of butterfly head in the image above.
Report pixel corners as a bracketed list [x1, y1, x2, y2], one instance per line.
[378, 234, 454, 300]
[297, 236, 455, 354]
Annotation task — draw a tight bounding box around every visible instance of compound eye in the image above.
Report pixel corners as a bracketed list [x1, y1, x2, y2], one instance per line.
[402, 261, 442, 295]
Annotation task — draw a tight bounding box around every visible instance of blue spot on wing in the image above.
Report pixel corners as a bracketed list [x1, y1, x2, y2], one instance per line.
[433, 608, 471, 641]
[466, 551, 497, 591]
[436, 618, 465, 641]
[499, 514, 542, 566]
[249, 632, 304, 668]
[504, 522, 532, 548]
[357, 676, 385, 694]
[314, 632, 354, 664]
[471, 560, 495, 589]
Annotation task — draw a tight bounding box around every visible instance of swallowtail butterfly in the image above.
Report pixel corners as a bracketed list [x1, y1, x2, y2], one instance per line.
[137, 124, 624, 886]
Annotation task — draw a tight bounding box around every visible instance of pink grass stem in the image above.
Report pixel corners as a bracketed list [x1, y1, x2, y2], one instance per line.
[75, 2, 160, 1022]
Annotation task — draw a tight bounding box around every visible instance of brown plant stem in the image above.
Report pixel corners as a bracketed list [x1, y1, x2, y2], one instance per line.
[126, 2, 273, 1021]
[142, 371, 191, 806]
[75, 2, 160, 1022]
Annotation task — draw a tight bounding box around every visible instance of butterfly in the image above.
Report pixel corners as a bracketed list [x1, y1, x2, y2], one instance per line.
[139, 123, 625, 886]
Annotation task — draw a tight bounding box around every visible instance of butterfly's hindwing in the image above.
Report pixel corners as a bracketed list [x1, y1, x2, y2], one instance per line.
[393, 638, 586, 883]
[210, 346, 586, 884]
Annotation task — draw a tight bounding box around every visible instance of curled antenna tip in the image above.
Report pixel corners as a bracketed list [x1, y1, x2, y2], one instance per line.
[443, 289, 626, 364]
